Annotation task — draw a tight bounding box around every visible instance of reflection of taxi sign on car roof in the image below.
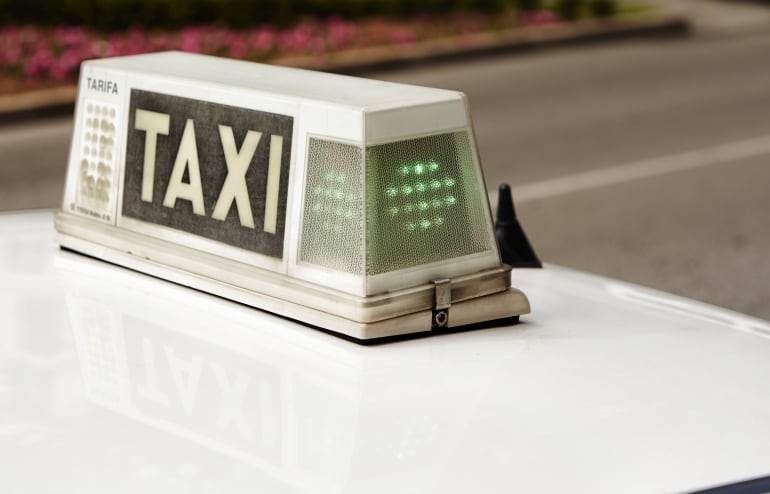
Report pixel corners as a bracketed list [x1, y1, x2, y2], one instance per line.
[55, 51, 530, 341]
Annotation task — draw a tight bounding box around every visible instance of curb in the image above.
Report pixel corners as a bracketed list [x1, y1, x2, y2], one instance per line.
[0, 85, 78, 124]
[276, 16, 689, 73]
[0, 15, 687, 124]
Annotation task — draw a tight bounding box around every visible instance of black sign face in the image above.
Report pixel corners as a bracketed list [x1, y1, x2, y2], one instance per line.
[123, 89, 293, 258]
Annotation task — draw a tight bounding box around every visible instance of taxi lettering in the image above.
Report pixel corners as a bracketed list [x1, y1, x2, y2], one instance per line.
[122, 89, 293, 257]
[134, 109, 283, 232]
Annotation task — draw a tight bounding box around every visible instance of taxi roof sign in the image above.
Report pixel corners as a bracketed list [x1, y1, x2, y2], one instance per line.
[55, 51, 530, 341]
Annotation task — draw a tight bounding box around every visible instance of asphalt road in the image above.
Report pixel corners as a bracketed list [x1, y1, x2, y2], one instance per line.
[2, 31, 769, 320]
[371, 32, 770, 321]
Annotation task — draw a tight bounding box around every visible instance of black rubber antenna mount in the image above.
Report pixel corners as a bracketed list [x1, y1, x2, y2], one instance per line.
[495, 183, 542, 268]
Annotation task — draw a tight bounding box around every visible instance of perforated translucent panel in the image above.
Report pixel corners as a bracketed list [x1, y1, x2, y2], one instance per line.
[365, 131, 493, 275]
[76, 100, 119, 215]
[300, 138, 364, 274]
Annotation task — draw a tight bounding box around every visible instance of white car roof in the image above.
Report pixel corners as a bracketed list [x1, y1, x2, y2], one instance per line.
[3, 210, 770, 493]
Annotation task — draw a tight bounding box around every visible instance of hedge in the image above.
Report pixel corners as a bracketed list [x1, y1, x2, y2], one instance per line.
[0, 0, 617, 30]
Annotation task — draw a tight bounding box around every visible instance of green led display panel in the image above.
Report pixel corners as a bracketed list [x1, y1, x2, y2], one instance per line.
[381, 161, 456, 232]
[300, 138, 364, 274]
[365, 131, 494, 275]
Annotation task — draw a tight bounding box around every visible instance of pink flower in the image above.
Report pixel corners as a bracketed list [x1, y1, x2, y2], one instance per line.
[326, 17, 356, 50]
[248, 26, 276, 53]
[278, 25, 314, 54]
[0, 10, 551, 86]
[390, 26, 416, 45]
[520, 10, 559, 27]
[450, 12, 486, 34]
[1, 41, 22, 65]
[24, 48, 55, 78]
[0, 26, 20, 40]
[19, 25, 41, 46]
[180, 27, 202, 53]
[49, 60, 70, 81]
[61, 47, 81, 69]
[53, 26, 87, 47]
[91, 39, 110, 58]
[229, 37, 248, 59]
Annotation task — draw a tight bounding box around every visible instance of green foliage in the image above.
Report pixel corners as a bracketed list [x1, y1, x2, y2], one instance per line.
[0, 0, 512, 29]
[0, 0, 618, 29]
[554, 0, 581, 20]
[550, 0, 617, 20]
[589, 0, 616, 17]
[516, 0, 540, 11]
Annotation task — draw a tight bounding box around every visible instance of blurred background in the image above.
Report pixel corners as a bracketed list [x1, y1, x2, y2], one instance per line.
[0, 0, 768, 320]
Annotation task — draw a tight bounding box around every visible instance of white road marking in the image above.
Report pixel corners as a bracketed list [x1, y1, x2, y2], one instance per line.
[504, 133, 770, 203]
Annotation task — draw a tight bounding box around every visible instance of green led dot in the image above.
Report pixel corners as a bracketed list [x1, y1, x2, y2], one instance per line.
[344, 210, 354, 219]
[403, 203, 414, 213]
[311, 203, 322, 212]
[415, 182, 426, 193]
[434, 216, 445, 225]
[430, 199, 442, 209]
[399, 165, 411, 176]
[443, 177, 456, 187]
[402, 185, 413, 195]
[335, 208, 345, 217]
[388, 206, 399, 216]
[419, 219, 431, 229]
[445, 195, 457, 205]
[336, 174, 346, 184]
[324, 172, 336, 182]
[413, 162, 426, 175]
[345, 193, 356, 202]
[334, 190, 345, 200]
[428, 160, 440, 172]
[430, 180, 442, 190]
[417, 201, 429, 211]
[385, 186, 398, 198]
[406, 222, 417, 231]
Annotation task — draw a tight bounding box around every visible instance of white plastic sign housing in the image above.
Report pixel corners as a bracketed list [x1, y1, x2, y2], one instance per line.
[55, 51, 530, 341]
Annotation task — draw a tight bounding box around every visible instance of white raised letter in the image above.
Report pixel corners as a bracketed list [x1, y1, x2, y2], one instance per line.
[263, 135, 283, 234]
[212, 125, 261, 228]
[163, 119, 205, 215]
[134, 109, 170, 202]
